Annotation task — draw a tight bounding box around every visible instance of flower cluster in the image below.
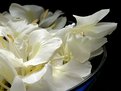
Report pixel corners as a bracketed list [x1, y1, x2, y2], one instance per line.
[0, 3, 117, 91]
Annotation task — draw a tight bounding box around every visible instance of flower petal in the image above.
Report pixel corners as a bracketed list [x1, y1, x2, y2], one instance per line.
[0, 49, 24, 67]
[73, 9, 110, 25]
[39, 10, 63, 27]
[0, 14, 9, 26]
[9, 3, 28, 20]
[55, 60, 92, 77]
[24, 30, 62, 66]
[10, 76, 26, 91]
[67, 36, 90, 63]
[82, 38, 107, 52]
[53, 16, 67, 29]
[7, 20, 38, 34]
[53, 23, 75, 40]
[52, 69, 84, 91]
[23, 5, 44, 21]
[22, 64, 48, 84]
[28, 29, 51, 44]
[0, 49, 17, 83]
[27, 63, 83, 91]
[90, 22, 117, 38]
[90, 47, 103, 58]
[26, 64, 52, 91]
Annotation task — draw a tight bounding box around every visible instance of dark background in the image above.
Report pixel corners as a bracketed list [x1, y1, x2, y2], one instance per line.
[0, 0, 120, 91]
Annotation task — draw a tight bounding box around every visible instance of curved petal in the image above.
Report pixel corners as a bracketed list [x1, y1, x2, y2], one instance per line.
[73, 9, 110, 25]
[43, 74, 82, 91]
[55, 60, 92, 77]
[7, 20, 38, 34]
[53, 16, 67, 29]
[67, 35, 90, 63]
[9, 3, 28, 20]
[22, 64, 49, 84]
[9, 3, 44, 22]
[90, 22, 117, 38]
[24, 30, 62, 66]
[23, 5, 44, 21]
[24, 38, 62, 66]
[27, 63, 83, 91]
[10, 76, 26, 91]
[0, 50, 17, 83]
[26, 61, 91, 91]
[26, 64, 52, 91]
[51, 69, 84, 91]
[82, 38, 107, 52]
[53, 23, 75, 40]
[0, 27, 6, 36]
[0, 49, 24, 67]
[39, 10, 63, 27]
[90, 47, 103, 58]
[0, 14, 9, 26]
[44, 60, 91, 91]
[28, 29, 51, 44]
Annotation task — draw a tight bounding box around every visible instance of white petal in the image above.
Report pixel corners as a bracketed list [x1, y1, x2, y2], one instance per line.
[83, 38, 107, 52]
[0, 14, 9, 26]
[34, 62, 89, 91]
[53, 23, 75, 40]
[39, 10, 63, 27]
[90, 22, 117, 38]
[25, 38, 62, 66]
[0, 49, 24, 67]
[23, 5, 44, 21]
[9, 3, 28, 20]
[0, 27, 6, 36]
[28, 29, 51, 44]
[24, 30, 62, 66]
[73, 9, 110, 25]
[52, 69, 84, 91]
[54, 16, 67, 29]
[27, 83, 51, 91]
[2, 11, 13, 20]
[10, 76, 26, 91]
[67, 36, 90, 63]
[22, 64, 48, 84]
[27, 63, 83, 91]
[0, 50, 17, 83]
[90, 47, 104, 58]
[55, 60, 92, 77]
[27, 64, 52, 91]
[47, 61, 91, 91]
[8, 20, 38, 34]
[10, 3, 44, 22]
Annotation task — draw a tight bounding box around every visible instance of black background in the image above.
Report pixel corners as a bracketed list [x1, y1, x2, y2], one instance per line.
[0, 0, 120, 91]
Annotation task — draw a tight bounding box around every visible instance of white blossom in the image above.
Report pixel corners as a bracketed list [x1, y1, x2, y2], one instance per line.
[0, 3, 117, 91]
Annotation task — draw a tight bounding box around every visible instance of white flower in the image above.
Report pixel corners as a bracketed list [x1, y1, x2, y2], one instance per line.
[9, 3, 44, 23]
[0, 27, 62, 79]
[25, 61, 91, 91]
[51, 25, 107, 63]
[52, 9, 117, 61]
[0, 14, 62, 88]
[72, 9, 117, 39]
[0, 4, 117, 91]
[6, 3, 67, 29]
[24, 29, 62, 66]
[0, 15, 38, 40]
[0, 14, 62, 64]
